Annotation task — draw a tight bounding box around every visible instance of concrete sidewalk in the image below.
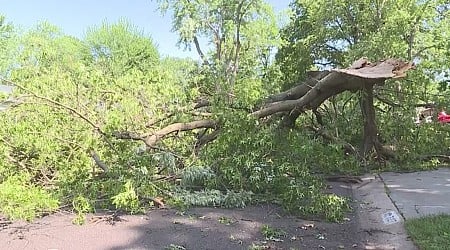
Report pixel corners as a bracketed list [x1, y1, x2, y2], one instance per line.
[353, 167, 450, 250]
[380, 168, 450, 219]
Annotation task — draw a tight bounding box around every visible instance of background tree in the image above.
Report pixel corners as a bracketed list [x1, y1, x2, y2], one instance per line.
[0, 16, 16, 77]
[157, 0, 281, 105]
[85, 20, 160, 76]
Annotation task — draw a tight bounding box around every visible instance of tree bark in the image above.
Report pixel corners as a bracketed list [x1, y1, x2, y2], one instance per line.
[360, 83, 382, 157]
[256, 58, 414, 119]
[253, 72, 363, 118]
[144, 120, 217, 147]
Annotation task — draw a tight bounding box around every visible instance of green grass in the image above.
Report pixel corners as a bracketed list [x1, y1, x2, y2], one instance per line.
[405, 214, 450, 250]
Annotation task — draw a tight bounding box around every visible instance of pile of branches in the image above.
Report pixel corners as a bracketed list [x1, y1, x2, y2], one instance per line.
[113, 58, 414, 161]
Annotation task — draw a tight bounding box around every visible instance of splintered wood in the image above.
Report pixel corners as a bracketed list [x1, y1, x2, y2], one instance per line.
[334, 58, 414, 79]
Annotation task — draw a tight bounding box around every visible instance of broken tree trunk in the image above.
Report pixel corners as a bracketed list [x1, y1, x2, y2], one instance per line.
[255, 58, 414, 159]
[360, 83, 383, 157]
[254, 58, 414, 119]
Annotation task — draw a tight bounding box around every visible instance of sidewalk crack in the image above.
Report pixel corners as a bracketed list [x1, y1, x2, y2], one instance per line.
[378, 174, 407, 220]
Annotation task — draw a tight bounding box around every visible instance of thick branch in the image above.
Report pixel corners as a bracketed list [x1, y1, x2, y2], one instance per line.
[90, 150, 109, 172]
[145, 120, 217, 147]
[112, 131, 144, 141]
[264, 71, 330, 104]
[253, 58, 414, 119]
[253, 72, 359, 118]
[419, 154, 450, 163]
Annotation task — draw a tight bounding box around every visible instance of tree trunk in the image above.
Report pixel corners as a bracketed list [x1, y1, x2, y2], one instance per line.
[360, 83, 382, 157]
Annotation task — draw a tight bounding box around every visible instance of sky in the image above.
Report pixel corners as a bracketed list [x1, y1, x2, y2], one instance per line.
[0, 0, 291, 59]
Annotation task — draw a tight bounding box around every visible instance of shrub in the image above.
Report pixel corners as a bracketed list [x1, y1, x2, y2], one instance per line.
[0, 174, 59, 221]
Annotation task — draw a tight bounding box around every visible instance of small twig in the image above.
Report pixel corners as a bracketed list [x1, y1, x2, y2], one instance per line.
[90, 150, 109, 172]
[3, 79, 102, 133]
[39, 168, 54, 184]
[0, 220, 12, 227]
[154, 175, 177, 182]
[419, 154, 450, 162]
[89, 210, 127, 225]
[1, 78, 117, 151]
[4, 153, 27, 170]
[325, 175, 363, 183]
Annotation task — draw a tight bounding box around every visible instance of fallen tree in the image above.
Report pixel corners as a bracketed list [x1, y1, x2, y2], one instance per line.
[8, 57, 412, 162]
[0, 54, 419, 222]
[253, 58, 413, 158]
[254, 58, 413, 118]
[6, 58, 415, 164]
[114, 57, 414, 160]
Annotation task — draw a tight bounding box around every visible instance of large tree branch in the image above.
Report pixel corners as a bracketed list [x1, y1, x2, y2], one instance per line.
[144, 120, 217, 147]
[264, 71, 330, 104]
[253, 72, 359, 118]
[253, 58, 414, 119]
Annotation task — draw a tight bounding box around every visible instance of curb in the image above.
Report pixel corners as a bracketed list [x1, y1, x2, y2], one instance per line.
[352, 174, 417, 250]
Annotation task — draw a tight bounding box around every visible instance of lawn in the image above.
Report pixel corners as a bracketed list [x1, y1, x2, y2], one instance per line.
[405, 214, 450, 250]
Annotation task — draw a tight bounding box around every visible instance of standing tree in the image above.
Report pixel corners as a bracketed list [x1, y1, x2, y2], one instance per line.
[156, 0, 281, 104]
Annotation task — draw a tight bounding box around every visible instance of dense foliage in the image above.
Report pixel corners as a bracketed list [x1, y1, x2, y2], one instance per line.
[277, 0, 450, 164]
[0, 0, 448, 223]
